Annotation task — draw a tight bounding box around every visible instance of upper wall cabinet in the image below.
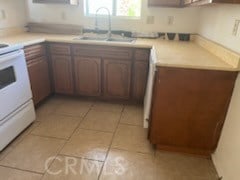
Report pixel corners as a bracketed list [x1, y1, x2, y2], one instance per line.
[148, 0, 182, 7]
[149, 0, 240, 7]
[183, 0, 240, 6]
[33, 0, 79, 5]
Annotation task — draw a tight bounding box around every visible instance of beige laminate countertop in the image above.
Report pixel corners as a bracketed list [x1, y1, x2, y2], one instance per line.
[1, 32, 239, 72]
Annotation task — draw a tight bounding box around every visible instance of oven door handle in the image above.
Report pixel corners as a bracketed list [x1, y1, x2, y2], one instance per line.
[0, 50, 23, 64]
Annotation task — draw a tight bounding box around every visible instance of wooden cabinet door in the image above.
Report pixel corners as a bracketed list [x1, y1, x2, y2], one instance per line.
[27, 57, 51, 105]
[51, 55, 74, 94]
[74, 56, 101, 96]
[183, 0, 192, 5]
[149, 67, 237, 156]
[103, 59, 131, 99]
[132, 62, 148, 101]
[148, 0, 181, 7]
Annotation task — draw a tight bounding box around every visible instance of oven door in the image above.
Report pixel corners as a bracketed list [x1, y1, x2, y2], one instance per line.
[0, 50, 32, 121]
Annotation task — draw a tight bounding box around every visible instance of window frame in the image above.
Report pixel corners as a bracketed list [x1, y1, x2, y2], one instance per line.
[84, 0, 142, 19]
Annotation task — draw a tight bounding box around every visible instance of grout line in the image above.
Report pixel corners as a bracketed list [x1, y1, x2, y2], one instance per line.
[109, 147, 155, 156]
[41, 105, 94, 178]
[97, 105, 125, 180]
[57, 154, 105, 163]
[118, 122, 143, 127]
[0, 164, 44, 175]
[29, 133, 68, 141]
[76, 127, 115, 134]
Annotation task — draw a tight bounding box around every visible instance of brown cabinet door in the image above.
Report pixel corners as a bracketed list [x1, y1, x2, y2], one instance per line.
[148, 0, 181, 7]
[27, 56, 51, 105]
[149, 67, 237, 155]
[51, 55, 74, 94]
[132, 62, 148, 101]
[103, 59, 131, 99]
[74, 56, 101, 96]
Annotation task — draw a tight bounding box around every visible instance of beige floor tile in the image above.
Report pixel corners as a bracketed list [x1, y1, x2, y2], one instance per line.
[92, 101, 124, 113]
[0, 166, 42, 180]
[42, 155, 103, 180]
[55, 99, 93, 117]
[10, 121, 40, 147]
[120, 105, 143, 126]
[79, 110, 121, 132]
[45, 95, 69, 105]
[156, 151, 218, 179]
[111, 124, 154, 154]
[36, 100, 61, 121]
[60, 129, 113, 161]
[0, 121, 40, 161]
[0, 146, 14, 161]
[0, 135, 65, 173]
[31, 114, 82, 139]
[100, 149, 157, 180]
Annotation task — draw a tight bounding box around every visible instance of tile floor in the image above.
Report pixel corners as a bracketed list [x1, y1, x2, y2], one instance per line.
[0, 96, 219, 180]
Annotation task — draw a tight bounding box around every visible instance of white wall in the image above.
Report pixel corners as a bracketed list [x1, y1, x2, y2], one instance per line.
[198, 4, 240, 180]
[198, 4, 240, 53]
[0, 0, 27, 29]
[26, 0, 200, 33]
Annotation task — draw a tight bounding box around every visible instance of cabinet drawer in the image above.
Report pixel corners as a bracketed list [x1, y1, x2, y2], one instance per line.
[135, 49, 150, 61]
[24, 44, 46, 61]
[50, 44, 71, 55]
[72, 45, 133, 60]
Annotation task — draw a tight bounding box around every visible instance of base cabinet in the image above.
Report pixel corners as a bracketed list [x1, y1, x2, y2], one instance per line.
[51, 55, 74, 94]
[132, 61, 148, 101]
[25, 44, 51, 105]
[74, 56, 101, 96]
[149, 67, 237, 156]
[103, 59, 131, 99]
[48, 44, 150, 101]
[27, 57, 51, 105]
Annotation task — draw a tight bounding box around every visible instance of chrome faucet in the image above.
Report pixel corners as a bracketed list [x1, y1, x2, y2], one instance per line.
[95, 7, 112, 39]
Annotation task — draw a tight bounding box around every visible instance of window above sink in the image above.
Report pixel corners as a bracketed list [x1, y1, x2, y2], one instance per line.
[84, 0, 141, 18]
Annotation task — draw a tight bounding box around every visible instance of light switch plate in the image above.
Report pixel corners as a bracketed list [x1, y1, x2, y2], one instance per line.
[167, 16, 174, 26]
[0, 10, 6, 20]
[232, 19, 240, 36]
[146, 16, 155, 24]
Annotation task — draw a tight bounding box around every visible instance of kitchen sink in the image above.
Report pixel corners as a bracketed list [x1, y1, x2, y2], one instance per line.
[77, 37, 107, 41]
[74, 36, 136, 43]
[106, 38, 135, 43]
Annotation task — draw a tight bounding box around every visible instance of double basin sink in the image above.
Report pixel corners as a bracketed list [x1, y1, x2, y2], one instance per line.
[74, 36, 136, 43]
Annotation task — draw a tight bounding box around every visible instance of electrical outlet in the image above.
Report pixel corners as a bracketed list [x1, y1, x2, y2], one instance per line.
[146, 16, 155, 24]
[0, 10, 6, 20]
[61, 12, 66, 20]
[167, 16, 174, 26]
[232, 19, 240, 36]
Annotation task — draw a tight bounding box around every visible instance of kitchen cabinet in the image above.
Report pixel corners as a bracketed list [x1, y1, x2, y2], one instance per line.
[47, 43, 150, 102]
[50, 44, 74, 95]
[103, 59, 132, 99]
[183, 0, 240, 6]
[132, 62, 148, 101]
[51, 55, 74, 95]
[24, 44, 51, 105]
[74, 56, 101, 96]
[148, 0, 181, 7]
[132, 49, 150, 101]
[149, 67, 237, 156]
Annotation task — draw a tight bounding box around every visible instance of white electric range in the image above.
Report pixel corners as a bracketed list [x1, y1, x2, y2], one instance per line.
[0, 43, 35, 151]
